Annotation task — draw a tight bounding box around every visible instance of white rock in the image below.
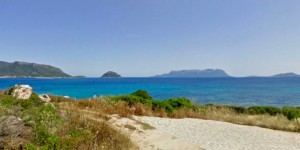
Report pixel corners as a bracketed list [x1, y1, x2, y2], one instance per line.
[11, 85, 33, 100]
[39, 94, 51, 103]
[63, 96, 70, 99]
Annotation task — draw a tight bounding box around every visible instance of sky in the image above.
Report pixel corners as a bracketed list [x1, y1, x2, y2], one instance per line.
[1, 0, 300, 77]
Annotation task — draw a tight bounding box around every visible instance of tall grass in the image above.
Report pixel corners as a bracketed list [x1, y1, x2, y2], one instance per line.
[203, 106, 300, 132]
[56, 103, 134, 150]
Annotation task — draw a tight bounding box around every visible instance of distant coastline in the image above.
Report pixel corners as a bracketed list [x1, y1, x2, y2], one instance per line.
[0, 76, 68, 79]
[1, 61, 300, 78]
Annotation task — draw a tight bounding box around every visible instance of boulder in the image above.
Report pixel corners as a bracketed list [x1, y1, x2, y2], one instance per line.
[39, 94, 51, 103]
[9, 85, 33, 100]
[0, 116, 26, 137]
[0, 116, 32, 149]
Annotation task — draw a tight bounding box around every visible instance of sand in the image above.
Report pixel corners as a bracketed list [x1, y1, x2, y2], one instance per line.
[133, 116, 300, 150]
[109, 115, 203, 150]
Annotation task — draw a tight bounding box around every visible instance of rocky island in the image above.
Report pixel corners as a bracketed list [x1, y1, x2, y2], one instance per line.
[101, 71, 122, 78]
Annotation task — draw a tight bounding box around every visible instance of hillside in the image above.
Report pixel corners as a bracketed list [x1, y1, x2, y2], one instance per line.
[154, 69, 231, 77]
[0, 61, 71, 77]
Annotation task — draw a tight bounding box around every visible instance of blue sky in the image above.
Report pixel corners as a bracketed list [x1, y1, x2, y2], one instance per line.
[1, 0, 300, 77]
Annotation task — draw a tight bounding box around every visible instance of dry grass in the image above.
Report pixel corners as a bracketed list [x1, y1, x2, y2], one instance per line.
[203, 106, 300, 132]
[56, 102, 135, 150]
[54, 97, 300, 133]
[169, 108, 205, 119]
[151, 107, 167, 117]
[0, 90, 5, 95]
[0, 106, 8, 116]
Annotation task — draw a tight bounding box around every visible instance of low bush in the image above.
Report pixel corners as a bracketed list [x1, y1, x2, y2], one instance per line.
[0, 94, 15, 108]
[152, 98, 194, 113]
[152, 100, 173, 113]
[282, 107, 300, 120]
[166, 97, 194, 109]
[131, 90, 152, 100]
[247, 106, 281, 116]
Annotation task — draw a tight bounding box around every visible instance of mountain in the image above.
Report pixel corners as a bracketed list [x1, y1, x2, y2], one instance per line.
[272, 73, 300, 78]
[154, 69, 231, 77]
[0, 61, 71, 77]
[101, 71, 121, 78]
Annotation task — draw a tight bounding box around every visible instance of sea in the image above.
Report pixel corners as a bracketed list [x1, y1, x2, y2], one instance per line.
[1, 77, 300, 107]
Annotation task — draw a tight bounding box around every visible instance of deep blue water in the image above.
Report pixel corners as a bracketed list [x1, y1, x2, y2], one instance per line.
[1, 78, 300, 107]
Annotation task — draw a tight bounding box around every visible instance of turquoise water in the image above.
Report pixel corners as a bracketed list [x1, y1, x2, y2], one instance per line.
[1, 78, 300, 107]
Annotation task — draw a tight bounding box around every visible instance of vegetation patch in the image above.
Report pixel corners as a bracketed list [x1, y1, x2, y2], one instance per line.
[282, 107, 300, 120]
[0, 88, 134, 149]
[247, 106, 282, 116]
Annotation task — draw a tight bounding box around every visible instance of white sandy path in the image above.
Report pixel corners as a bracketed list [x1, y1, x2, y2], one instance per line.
[109, 115, 203, 150]
[134, 116, 300, 150]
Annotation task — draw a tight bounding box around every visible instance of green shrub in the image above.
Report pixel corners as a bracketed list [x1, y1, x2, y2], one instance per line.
[70, 128, 84, 137]
[29, 93, 42, 103]
[112, 95, 152, 106]
[35, 129, 60, 149]
[32, 104, 62, 148]
[282, 107, 300, 120]
[47, 136, 61, 150]
[152, 100, 166, 108]
[247, 106, 281, 116]
[248, 106, 266, 114]
[35, 128, 51, 145]
[26, 144, 37, 150]
[155, 101, 175, 113]
[152, 98, 194, 113]
[18, 99, 35, 108]
[0, 94, 15, 108]
[131, 90, 152, 99]
[264, 106, 282, 115]
[166, 97, 194, 109]
[34, 104, 61, 128]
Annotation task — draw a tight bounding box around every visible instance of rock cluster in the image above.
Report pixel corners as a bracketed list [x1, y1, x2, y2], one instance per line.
[11, 85, 33, 100]
[0, 116, 31, 149]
